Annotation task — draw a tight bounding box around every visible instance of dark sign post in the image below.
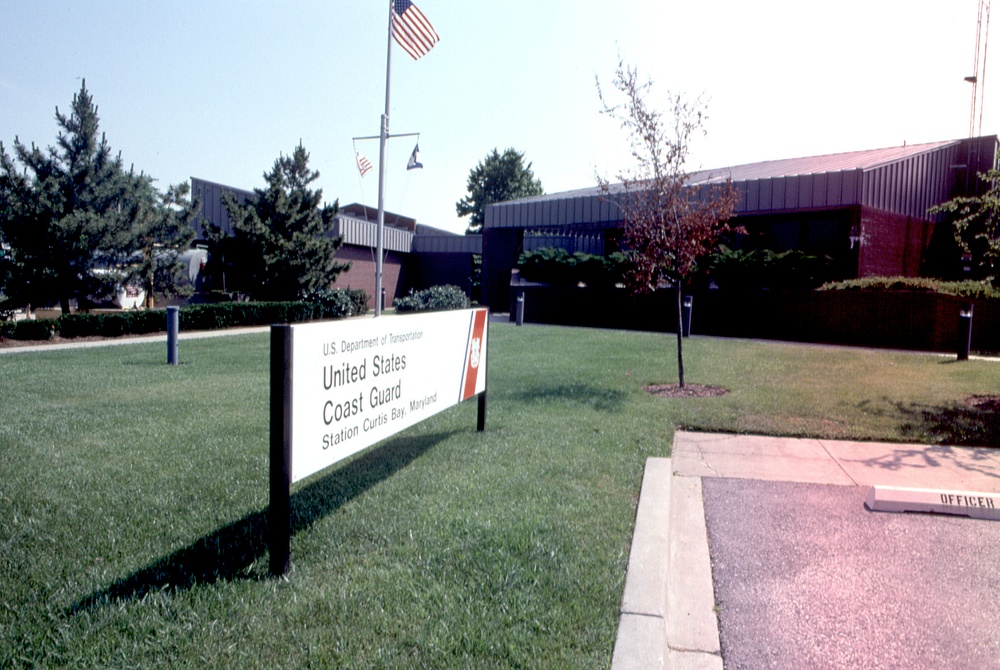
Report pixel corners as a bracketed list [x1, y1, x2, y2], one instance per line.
[269, 326, 292, 577]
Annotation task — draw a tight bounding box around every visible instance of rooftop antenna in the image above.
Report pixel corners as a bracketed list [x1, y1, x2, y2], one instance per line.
[966, 0, 992, 138]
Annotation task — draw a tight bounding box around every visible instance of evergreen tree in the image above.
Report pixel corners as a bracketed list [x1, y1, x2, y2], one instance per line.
[0, 81, 154, 314]
[456, 148, 543, 234]
[211, 143, 348, 301]
[126, 176, 199, 308]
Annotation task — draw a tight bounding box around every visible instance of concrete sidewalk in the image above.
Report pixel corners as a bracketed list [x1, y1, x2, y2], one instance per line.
[612, 431, 1000, 669]
[0, 325, 272, 355]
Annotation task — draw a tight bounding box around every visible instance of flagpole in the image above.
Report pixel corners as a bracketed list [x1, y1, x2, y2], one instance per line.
[375, 1, 394, 317]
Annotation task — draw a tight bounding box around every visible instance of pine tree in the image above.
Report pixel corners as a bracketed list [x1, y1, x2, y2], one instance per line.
[0, 81, 154, 313]
[214, 142, 348, 301]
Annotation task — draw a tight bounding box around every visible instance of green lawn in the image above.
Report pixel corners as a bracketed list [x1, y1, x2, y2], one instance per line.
[0, 323, 997, 668]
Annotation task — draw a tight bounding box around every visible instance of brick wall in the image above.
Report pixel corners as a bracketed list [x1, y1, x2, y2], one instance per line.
[330, 244, 405, 308]
[858, 207, 935, 277]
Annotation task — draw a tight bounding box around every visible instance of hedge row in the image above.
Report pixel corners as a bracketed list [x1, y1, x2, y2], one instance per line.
[517, 248, 629, 289]
[818, 277, 1000, 301]
[0, 289, 370, 341]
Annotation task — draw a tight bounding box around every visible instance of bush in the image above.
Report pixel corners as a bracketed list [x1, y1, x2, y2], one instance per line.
[10, 319, 56, 341]
[1, 298, 368, 343]
[517, 248, 630, 288]
[56, 313, 101, 338]
[179, 302, 325, 331]
[818, 276, 1000, 300]
[58, 311, 169, 338]
[393, 285, 470, 313]
[304, 288, 370, 319]
[709, 245, 835, 290]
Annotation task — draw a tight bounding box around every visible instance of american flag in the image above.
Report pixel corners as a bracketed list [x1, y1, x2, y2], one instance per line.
[391, 0, 439, 60]
[355, 152, 373, 177]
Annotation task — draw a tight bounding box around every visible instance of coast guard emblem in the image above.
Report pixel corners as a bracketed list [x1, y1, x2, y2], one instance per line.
[469, 337, 481, 369]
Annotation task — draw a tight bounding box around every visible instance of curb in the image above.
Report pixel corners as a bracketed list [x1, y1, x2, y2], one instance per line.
[611, 457, 722, 670]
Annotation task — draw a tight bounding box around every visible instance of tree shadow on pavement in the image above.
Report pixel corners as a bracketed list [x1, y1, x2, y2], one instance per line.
[68, 430, 457, 614]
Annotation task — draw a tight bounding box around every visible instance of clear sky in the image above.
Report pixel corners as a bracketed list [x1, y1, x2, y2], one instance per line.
[1, 1, 992, 234]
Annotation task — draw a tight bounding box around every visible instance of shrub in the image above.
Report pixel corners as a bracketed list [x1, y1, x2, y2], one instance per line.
[393, 285, 470, 313]
[304, 288, 370, 319]
[57, 313, 101, 338]
[819, 276, 1000, 300]
[179, 302, 324, 331]
[709, 245, 835, 290]
[10, 319, 56, 341]
[58, 311, 169, 338]
[517, 248, 629, 288]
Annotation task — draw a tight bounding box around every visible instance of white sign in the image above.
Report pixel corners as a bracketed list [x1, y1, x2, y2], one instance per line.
[287, 308, 488, 483]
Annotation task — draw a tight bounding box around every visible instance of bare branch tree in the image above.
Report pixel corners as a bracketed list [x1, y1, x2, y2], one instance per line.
[597, 60, 740, 388]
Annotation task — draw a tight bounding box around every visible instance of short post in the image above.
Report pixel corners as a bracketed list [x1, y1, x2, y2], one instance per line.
[167, 306, 179, 365]
[477, 391, 487, 432]
[515, 292, 525, 326]
[957, 303, 974, 361]
[381, 288, 386, 312]
[681, 295, 693, 337]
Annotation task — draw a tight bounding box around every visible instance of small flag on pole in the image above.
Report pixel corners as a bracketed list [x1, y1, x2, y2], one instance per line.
[407, 143, 423, 170]
[356, 152, 373, 177]
[391, 0, 439, 60]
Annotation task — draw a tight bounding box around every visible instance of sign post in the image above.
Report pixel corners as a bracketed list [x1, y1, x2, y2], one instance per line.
[269, 326, 292, 576]
[268, 308, 489, 576]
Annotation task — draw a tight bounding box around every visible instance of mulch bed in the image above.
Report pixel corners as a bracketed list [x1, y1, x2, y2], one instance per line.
[643, 383, 730, 398]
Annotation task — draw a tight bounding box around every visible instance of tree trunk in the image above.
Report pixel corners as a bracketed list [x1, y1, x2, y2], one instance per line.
[675, 281, 685, 388]
[60, 296, 71, 316]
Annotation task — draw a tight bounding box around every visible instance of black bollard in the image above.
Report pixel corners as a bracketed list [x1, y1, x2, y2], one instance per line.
[682, 295, 693, 337]
[515, 292, 525, 326]
[167, 306, 179, 365]
[957, 304, 974, 361]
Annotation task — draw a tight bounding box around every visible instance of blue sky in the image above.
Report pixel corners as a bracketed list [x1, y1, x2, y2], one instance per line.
[1, 1, 990, 234]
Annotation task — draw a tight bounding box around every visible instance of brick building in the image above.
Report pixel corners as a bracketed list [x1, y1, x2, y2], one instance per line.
[190, 179, 481, 308]
[481, 136, 999, 311]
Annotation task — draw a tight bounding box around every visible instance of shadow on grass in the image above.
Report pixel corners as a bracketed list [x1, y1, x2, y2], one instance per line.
[69, 430, 457, 614]
[894, 400, 1000, 448]
[514, 384, 627, 412]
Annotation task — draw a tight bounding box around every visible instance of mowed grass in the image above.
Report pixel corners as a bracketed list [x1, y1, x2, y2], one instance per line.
[0, 323, 997, 668]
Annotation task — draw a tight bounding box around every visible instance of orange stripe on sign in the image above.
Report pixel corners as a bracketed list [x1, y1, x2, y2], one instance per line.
[461, 309, 488, 401]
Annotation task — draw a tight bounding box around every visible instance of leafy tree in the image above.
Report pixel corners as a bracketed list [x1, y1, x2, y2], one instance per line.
[0, 81, 195, 314]
[126, 177, 199, 308]
[456, 147, 543, 234]
[597, 61, 739, 388]
[928, 169, 1000, 286]
[207, 142, 349, 301]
